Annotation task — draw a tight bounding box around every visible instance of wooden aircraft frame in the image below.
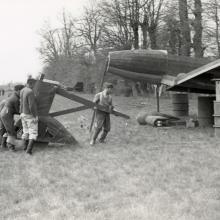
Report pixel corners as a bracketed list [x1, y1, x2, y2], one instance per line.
[17, 75, 129, 145]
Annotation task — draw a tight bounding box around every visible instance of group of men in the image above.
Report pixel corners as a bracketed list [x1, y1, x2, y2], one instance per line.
[0, 78, 114, 154]
[0, 78, 38, 155]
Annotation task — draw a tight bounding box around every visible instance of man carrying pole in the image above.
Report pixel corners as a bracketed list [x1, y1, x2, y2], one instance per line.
[90, 82, 114, 146]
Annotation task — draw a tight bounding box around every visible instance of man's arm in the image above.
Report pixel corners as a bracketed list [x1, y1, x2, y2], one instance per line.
[0, 100, 6, 112]
[108, 96, 114, 112]
[14, 99, 20, 114]
[93, 93, 100, 104]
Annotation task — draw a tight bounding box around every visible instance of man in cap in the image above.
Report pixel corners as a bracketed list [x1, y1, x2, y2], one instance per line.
[0, 84, 24, 151]
[20, 78, 38, 155]
[90, 82, 114, 146]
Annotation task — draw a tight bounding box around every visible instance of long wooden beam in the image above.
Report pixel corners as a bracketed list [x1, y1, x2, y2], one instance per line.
[111, 109, 130, 119]
[50, 106, 90, 117]
[56, 88, 130, 119]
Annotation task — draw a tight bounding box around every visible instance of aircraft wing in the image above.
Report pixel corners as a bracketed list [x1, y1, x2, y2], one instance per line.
[107, 50, 218, 94]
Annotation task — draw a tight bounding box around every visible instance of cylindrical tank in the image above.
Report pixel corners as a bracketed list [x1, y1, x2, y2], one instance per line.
[172, 93, 189, 117]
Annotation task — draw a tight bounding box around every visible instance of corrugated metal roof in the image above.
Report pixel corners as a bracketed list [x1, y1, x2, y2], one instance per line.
[168, 59, 220, 94]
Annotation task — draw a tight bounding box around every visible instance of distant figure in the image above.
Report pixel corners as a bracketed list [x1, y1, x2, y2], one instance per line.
[74, 82, 84, 92]
[2, 89, 5, 96]
[0, 84, 24, 151]
[0, 99, 6, 146]
[90, 82, 114, 146]
[20, 78, 38, 155]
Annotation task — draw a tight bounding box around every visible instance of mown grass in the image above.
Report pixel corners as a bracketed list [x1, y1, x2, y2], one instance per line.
[0, 93, 220, 220]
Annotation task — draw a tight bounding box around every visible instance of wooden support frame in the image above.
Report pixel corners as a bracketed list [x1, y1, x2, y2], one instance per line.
[15, 76, 130, 145]
[56, 87, 130, 119]
[50, 106, 90, 117]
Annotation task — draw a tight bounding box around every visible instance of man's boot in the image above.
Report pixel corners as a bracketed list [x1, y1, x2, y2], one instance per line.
[22, 139, 29, 151]
[1, 137, 7, 149]
[90, 128, 101, 146]
[26, 139, 35, 155]
[99, 131, 108, 143]
[7, 143, 16, 152]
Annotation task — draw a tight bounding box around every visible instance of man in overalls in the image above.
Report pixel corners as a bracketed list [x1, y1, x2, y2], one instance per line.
[90, 82, 114, 145]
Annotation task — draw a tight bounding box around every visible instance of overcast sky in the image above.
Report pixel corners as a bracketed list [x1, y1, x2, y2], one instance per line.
[0, 0, 88, 84]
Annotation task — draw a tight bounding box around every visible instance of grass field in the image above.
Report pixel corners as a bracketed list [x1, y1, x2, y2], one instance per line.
[0, 93, 220, 220]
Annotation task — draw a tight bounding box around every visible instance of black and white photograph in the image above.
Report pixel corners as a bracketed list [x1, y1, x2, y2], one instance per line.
[0, 0, 220, 219]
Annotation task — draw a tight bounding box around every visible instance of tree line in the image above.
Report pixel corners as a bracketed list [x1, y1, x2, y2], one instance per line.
[38, 0, 220, 92]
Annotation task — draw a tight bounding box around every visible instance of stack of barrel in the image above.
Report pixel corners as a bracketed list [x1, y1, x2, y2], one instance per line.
[213, 80, 220, 136]
[172, 93, 189, 117]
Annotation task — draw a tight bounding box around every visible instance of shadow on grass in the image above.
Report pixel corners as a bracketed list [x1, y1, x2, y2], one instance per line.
[35, 141, 82, 153]
[10, 141, 82, 155]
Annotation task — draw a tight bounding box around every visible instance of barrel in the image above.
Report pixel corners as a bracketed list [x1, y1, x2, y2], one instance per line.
[172, 93, 189, 117]
[198, 96, 215, 127]
[214, 100, 220, 134]
[213, 79, 220, 137]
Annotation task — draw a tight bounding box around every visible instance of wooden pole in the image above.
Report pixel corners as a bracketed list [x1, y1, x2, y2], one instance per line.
[50, 106, 90, 117]
[156, 85, 160, 112]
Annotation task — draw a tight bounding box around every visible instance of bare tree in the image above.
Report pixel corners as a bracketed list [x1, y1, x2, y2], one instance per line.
[38, 28, 61, 63]
[178, 0, 191, 56]
[61, 11, 76, 58]
[77, 3, 105, 54]
[100, 0, 133, 50]
[140, 10, 148, 49]
[204, 0, 220, 57]
[140, 0, 164, 49]
[38, 11, 78, 64]
[128, 0, 140, 49]
[192, 0, 204, 57]
[162, 1, 181, 54]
